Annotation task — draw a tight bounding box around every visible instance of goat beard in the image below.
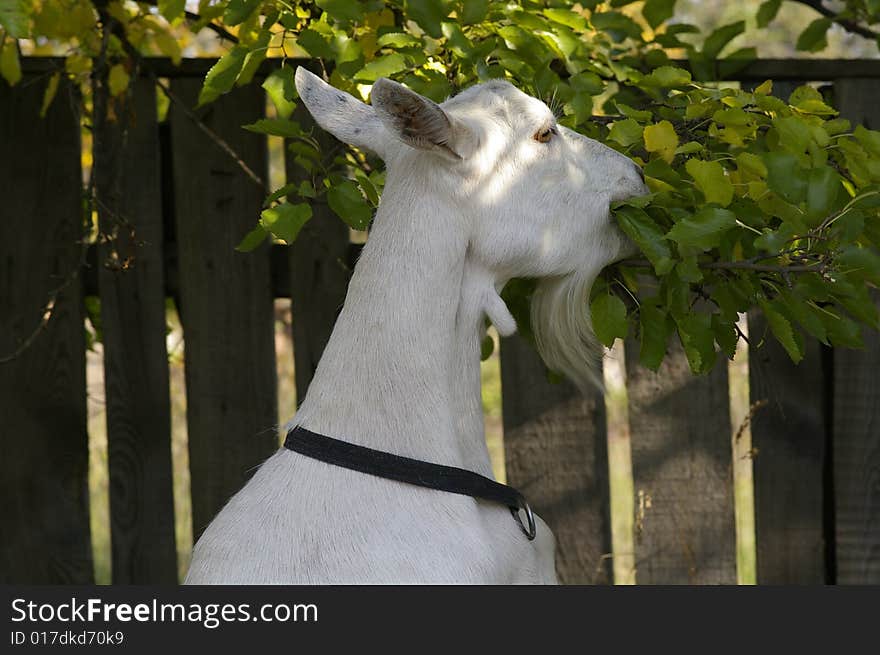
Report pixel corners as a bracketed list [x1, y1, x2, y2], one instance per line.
[530, 270, 604, 394]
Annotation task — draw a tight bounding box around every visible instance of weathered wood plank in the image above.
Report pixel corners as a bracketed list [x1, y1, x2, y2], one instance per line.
[740, 79, 828, 584]
[500, 336, 611, 584]
[0, 75, 93, 583]
[831, 78, 880, 584]
[748, 316, 829, 584]
[286, 107, 351, 405]
[94, 77, 178, 583]
[168, 79, 278, 539]
[625, 340, 736, 584]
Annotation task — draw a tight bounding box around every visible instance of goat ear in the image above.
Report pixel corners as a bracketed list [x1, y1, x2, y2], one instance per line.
[294, 67, 388, 160]
[371, 78, 472, 160]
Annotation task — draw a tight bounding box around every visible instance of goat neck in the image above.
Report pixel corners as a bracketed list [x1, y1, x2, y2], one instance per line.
[290, 158, 498, 477]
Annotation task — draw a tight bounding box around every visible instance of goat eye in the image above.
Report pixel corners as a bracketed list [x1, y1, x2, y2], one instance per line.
[534, 127, 554, 143]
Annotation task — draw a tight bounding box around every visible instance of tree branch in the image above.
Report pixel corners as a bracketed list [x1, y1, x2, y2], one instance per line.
[620, 258, 828, 273]
[791, 0, 880, 42]
[139, 1, 240, 44]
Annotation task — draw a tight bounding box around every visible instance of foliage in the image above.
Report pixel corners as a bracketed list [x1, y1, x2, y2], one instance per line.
[2, 0, 880, 374]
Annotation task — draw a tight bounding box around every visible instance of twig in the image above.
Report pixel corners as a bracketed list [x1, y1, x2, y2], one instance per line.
[100, 9, 265, 189]
[152, 76, 265, 189]
[0, 248, 89, 364]
[734, 399, 769, 443]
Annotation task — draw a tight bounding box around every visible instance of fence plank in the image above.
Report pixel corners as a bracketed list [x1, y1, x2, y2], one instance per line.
[832, 78, 880, 584]
[625, 341, 736, 584]
[500, 336, 611, 584]
[169, 79, 278, 539]
[286, 107, 351, 405]
[0, 75, 93, 583]
[748, 319, 829, 583]
[94, 77, 178, 583]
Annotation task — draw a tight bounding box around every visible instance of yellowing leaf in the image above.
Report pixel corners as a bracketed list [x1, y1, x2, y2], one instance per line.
[0, 38, 22, 86]
[685, 158, 734, 206]
[40, 72, 60, 117]
[643, 121, 679, 163]
[108, 64, 129, 97]
[754, 79, 773, 95]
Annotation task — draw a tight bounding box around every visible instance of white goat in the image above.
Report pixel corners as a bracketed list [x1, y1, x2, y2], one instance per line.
[184, 68, 646, 584]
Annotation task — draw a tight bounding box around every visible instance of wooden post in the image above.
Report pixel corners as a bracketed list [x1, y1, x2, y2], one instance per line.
[94, 76, 178, 583]
[168, 80, 278, 540]
[831, 78, 880, 584]
[500, 336, 612, 584]
[625, 340, 737, 584]
[286, 107, 351, 405]
[0, 75, 93, 583]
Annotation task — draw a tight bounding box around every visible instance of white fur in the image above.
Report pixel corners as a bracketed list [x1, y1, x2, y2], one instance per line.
[184, 69, 647, 584]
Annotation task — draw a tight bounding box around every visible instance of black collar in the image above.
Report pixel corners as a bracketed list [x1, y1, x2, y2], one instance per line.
[284, 426, 536, 540]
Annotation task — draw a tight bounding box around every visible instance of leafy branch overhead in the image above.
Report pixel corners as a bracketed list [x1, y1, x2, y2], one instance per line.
[2, 0, 879, 374]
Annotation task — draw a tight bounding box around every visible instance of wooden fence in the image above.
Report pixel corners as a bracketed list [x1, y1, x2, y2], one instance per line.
[1, 58, 878, 585]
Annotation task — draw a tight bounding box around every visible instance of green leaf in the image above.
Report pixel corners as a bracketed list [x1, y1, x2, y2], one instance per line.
[0, 0, 30, 38]
[327, 179, 374, 230]
[608, 118, 643, 147]
[838, 245, 880, 285]
[666, 206, 737, 250]
[642, 65, 692, 88]
[712, 314, 738, 360]
[462, 0, 490, 25]
[198, 45, 248, 106]
[702, 21, 745, 59]
[614, 205, 675, 275]
[158, 0, 186, 22]
[0, 38, 21, 86]
[376, 32, 422, 48]
[643, 120, 679, 163]
[773, 115, 812, 155]
[263, 182, 301, 208]
[316, 0, 365, 24]
[854, 124, 880, 158]
[756, 0, 781, 28]
[777, 289, 828, 344]
[224, 0, 262, 27]
[639, 302, 674, 370]
[262, 66, 297, 119]
[763, 151, 807, 204]
[642, 0, 676, 29]
[355, 53, 408, 82]
[821, 309, 863, 348]
[796, 18, 832, 52]
[259, 202, 313, 243]
[297, 29, 334, 59]
[590, 293, 629, 347]
[805, 165, 844, 224]
[242, 118, 302, 138]
[235, 225, 269, 252]
[685, 158, 734, 206]
[406, 0, 447, 38]
[675, 313, 716, 374]
[237, 30, 271, 87]
[760, 299, 804, 363]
